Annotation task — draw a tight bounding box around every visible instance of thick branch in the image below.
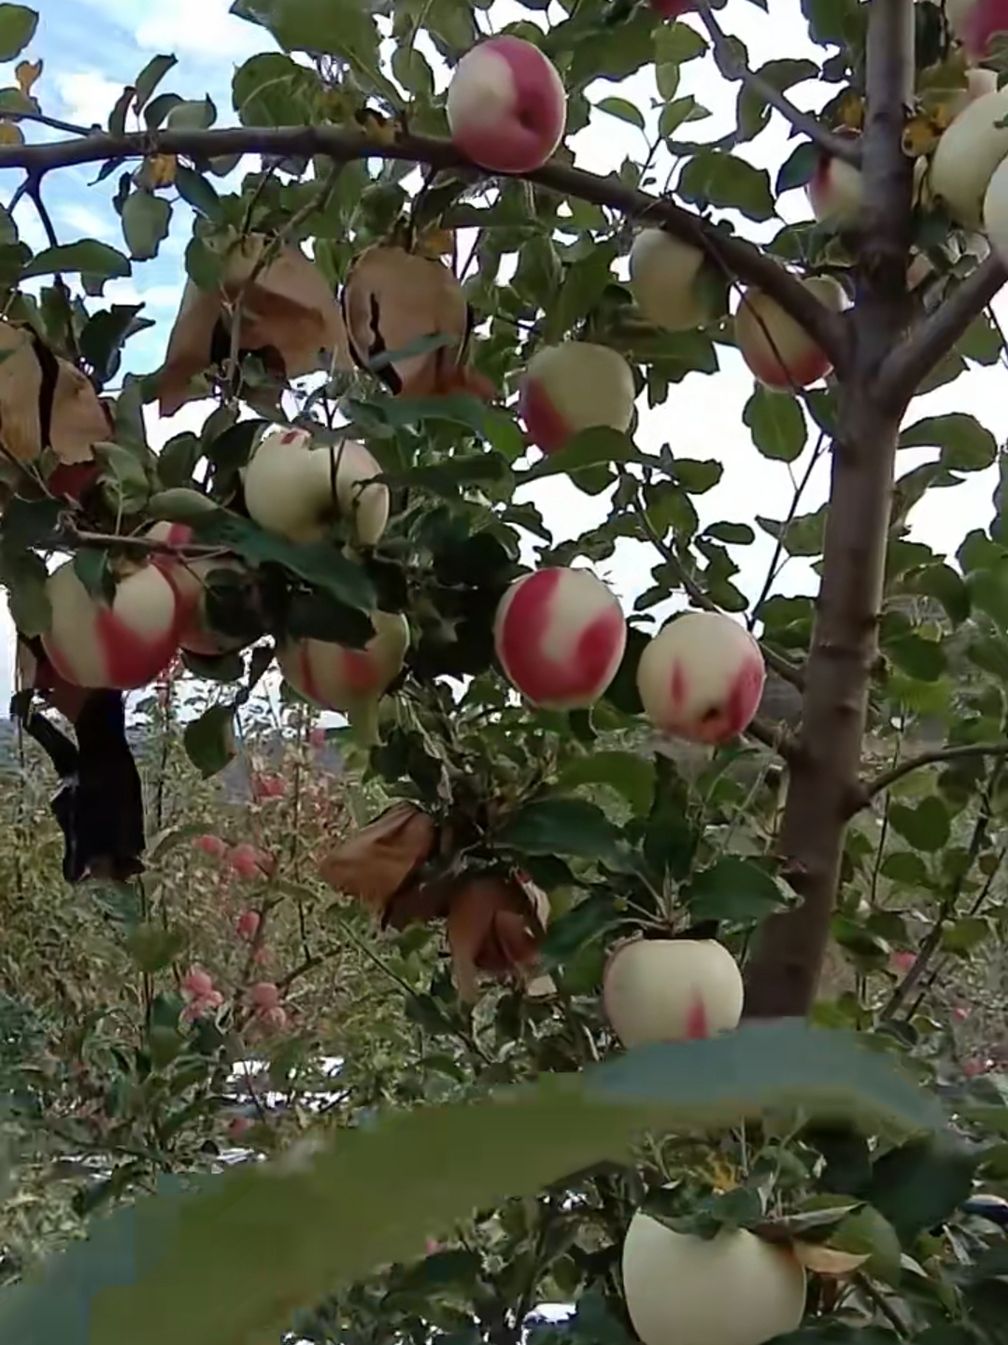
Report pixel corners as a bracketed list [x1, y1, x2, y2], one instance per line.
[857, 740, 1008, 805]
[0, 124, 850, 374]
[877, 254, 1008, 406]
[694, 2, 859, 165]
[743, 0, 917, 1019]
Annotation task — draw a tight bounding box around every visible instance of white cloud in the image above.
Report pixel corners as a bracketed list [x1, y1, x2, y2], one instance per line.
[57, 201, 116, 241]
[133, 0, 265, 62]
[53, 71, 123, 129]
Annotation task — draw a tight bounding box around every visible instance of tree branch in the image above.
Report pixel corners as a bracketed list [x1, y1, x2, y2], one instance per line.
[856, 740, 1008, 805]
[877, 254, 1008, 406]
[0, 124, 851, 374]
[694, 1, 860, 165]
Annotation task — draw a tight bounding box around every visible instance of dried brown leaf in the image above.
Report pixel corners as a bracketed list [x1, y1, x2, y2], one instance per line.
[446, 875, 547, 1003]
[320, 802, 437, 915]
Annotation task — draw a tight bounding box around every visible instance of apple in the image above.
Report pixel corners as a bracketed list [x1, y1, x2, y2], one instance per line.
[242, 425, 389, 547]
[735, 276, 846, 390]
[519, 343, 636, 454]
[629, 229, 722, 330]
[622, 1213, 806, 1345]
[637, 612, 766, 743]
[446, 35, 566, 173]
[946, 66, 999, 118]
[931, 85, 1008, 225]
[146, 520, 254, 658]
[42, 559, 181, 690]
[494, 567, 627, 709]
[806, 149, 863, 227]
[949, 0, 1008, 60]
[603, 939, 744, 1047]
[277, 609, 410, 712]
[982, 152, 1008, 264]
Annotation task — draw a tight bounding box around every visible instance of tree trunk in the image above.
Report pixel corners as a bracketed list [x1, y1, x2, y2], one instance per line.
[744, 0, 917, 1017]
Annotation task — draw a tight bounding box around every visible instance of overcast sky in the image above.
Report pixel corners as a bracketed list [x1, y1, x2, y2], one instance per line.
[8, 0, 1008, 710]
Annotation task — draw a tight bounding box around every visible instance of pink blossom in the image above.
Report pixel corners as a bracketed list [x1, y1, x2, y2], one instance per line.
[195, 834, 228, 859]
[236, 910, 261, 942]
[889, 950, 916, 974]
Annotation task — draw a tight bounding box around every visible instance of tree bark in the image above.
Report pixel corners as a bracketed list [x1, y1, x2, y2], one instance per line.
[743, 0, 917, 1017]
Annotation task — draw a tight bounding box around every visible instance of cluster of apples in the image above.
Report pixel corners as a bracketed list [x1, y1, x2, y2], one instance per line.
[495, 567, 766, 745]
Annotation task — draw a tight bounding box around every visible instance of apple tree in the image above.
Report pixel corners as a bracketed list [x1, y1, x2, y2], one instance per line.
[2, 1, 1008, 1343]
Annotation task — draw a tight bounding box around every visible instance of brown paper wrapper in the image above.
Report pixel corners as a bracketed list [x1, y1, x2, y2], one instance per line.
[320, 801, 437, 915]
[342, 244, 494, 401]
[0, 321, 107, 466]
[158, 236, 351, 416]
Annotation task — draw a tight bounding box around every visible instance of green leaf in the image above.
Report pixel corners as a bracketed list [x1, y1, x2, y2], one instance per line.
[183, 704, 237, 779]
[705, 521, 756, 545]
[737, 59, 817, 142]
[125, 924, 188, 974]
[596, 96, 645, 130]
[525, 427, 633, 480]
[880, 851, 929, 885]
[192, 511, 375, 612]
[673, 458, 723, 493]
[831, 1206, 903, 1286]
[22, 239, 130, 281]
[231, 0, 400, 105]
[776, 141, 818, 194]
[174, 168, 222, 222]
[133, 54, 177, 113]
[686, 856, 791, 923]
[391, 45, 434, 98]
[888, 795, 951, 852]
[899, 414, 997, 472]
[655, 21, 707, 64]
[121, 190, 171, 262]
[0, 1023, 943, 1345]
[556, 751, 656, 815]
[862, 1138, 976, 1241]
[743, 387, 806, 461]
[166, 96, 216, 130]
[941, 916, 992, 955]
[678, 150, 775, 222]
[498, 798, 622, 861]
[0, 4, 37, 61]
[905, 563, 970, 626]
[884, 631, 946, 682]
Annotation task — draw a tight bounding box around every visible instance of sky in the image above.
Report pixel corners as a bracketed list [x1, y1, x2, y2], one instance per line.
[6, 0, 1008, 709]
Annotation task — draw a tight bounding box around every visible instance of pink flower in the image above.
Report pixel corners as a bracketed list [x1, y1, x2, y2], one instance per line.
[236, 910, 261, 942]
[889, 950, 916, 974]
[250, 982, 280, 1012]
[195, 834, 228, 859]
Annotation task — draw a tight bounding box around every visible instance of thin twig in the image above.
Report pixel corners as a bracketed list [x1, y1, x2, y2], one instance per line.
[858, 740, 1008, 805]
[694, 2, 859, 165]
[747, 429, 828, 632]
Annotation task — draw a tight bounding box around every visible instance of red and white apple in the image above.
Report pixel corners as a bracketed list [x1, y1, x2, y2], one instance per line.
[603, 939, 744, 1047]
[637, 612, 766, 743]
[447, 36, 566, 173]
[42, 559, 181, 690]
[622, 1213, 806, 1345]
[277, 610, 409, 713]
[519, 343, 636, 454]
[735, 276, 845, 390]
[243, 425, 389, 547]
[494, 567, 626, 710]
[948, 0, 1008, 60]
[147, 520, 253, 658]
[806, 149, 863, 228]
[931, 85, 1008, 225]
[629, 229, 721, 330]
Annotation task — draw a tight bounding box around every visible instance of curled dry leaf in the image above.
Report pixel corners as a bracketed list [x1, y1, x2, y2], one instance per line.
[0, 321, 109, 474]
[341, 244, 495, 401]
[791, 1242, 870, 1276]
[158, 234, 352, 416]
[15, 59, 43, 97]
[446, 874, 548, 1003]
[319, 801, 437, 915]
